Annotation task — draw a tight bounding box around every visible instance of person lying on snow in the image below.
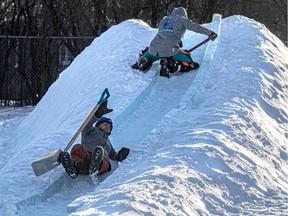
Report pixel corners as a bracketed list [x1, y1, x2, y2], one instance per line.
[132, 7, 217, 78]
[60, 101, 130, 179]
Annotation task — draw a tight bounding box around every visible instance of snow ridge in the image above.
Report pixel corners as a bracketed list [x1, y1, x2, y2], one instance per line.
[2, 14, 287, 216]
[14, 15, 221, 212]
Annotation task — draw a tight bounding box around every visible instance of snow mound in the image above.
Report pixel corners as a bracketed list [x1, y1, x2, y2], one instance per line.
[70, 15, 288, 215]
[0, 14, 287, 215]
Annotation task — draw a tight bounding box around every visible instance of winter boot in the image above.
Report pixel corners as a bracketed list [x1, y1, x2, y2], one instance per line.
[131, 56, 152, 72]
[89, 146, 104, 175]
[191, 62, 200, 70]
[160, 58, 170, 78]
[131, 62, 140, 70]
[159, 67, 169, 78]
[60, 152, 79, 179]
[160, 57, 180, 78]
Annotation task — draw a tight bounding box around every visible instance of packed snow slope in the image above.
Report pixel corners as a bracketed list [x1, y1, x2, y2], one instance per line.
[0, 15, 287, 215]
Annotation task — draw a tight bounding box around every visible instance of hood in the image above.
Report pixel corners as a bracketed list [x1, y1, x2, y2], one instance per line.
[171, 7, 188, 18]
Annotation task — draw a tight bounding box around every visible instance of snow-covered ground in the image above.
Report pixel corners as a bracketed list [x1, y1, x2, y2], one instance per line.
[0, 14, 287, 216]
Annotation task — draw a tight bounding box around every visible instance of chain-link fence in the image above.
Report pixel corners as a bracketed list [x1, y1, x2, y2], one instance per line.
[0, 36, 94, 106]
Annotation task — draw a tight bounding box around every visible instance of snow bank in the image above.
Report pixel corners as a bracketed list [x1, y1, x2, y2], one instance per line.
[70, 16, 288, 215]
[0, 14, 287, 216]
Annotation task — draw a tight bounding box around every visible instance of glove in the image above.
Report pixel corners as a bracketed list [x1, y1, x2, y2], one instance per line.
[209, 31, 217, 41]
[116, 147, 130, 162]
[95, 100, 113, 118]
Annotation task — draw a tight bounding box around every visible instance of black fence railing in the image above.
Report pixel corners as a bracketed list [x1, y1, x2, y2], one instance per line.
[0, 36, 94, 106]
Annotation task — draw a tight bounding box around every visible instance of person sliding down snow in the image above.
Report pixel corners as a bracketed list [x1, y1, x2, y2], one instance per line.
[131, 7, 217, 78]
[60, 101, 130, 179]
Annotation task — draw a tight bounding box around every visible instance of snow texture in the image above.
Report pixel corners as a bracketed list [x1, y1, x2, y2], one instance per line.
[0, 14, 287, 216]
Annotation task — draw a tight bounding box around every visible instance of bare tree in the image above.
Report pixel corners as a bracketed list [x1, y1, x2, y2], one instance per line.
[0, 0, 286, 106]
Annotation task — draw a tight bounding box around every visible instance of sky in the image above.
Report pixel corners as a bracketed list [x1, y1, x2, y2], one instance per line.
[0, 14, 287, 216]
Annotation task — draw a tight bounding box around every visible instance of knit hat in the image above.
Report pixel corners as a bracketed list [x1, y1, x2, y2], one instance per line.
[95, 117, 113, 136]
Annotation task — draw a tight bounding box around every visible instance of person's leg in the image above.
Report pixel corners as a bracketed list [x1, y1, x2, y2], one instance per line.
[131, 49, 160, 72]
[61, 149, 80, 179]
[173, 50, 199, 71]
[71, 144, 91, 175]
[159, 57, 179, 78]
[172, 50, 192, 63]
[98, 156, 111, 175]
[89, 146, 112, 175]
[143, 51, 160, 63]
[89, 146, 104, 175]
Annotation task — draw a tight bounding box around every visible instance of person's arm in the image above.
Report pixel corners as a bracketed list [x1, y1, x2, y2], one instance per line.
[108, 144, 118, 161]
[182, 18, 212, 36]
[82, 115, 98, 136]
[82, 100, 113, 136]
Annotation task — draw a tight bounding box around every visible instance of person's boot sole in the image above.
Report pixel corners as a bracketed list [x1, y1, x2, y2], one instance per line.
[61, 152, 78, 179]
[89, 147, 103, 175]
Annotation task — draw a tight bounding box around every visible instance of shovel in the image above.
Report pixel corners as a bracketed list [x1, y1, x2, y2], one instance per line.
[31, 88, 110, 176]
[188, 37, 211, 53]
